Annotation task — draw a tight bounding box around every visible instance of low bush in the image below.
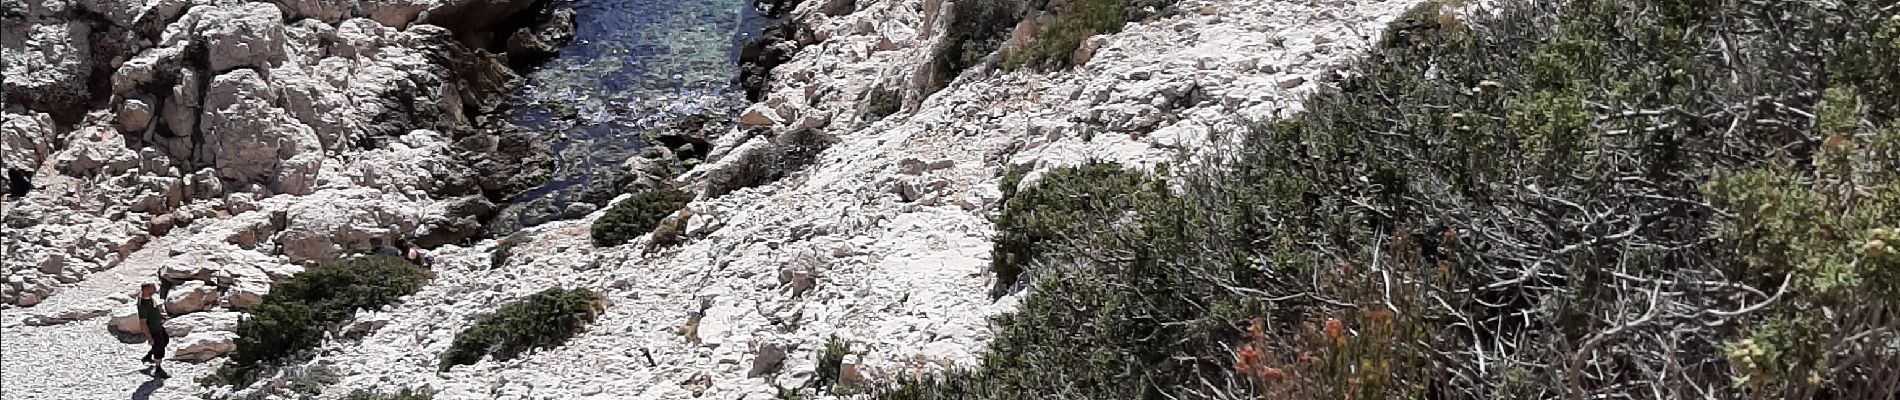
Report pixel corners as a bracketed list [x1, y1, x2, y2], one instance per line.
[207, 256, 430, 388]
[438, 288, 607, 371]
[491, 232, 530, 269]
[591, 188, 693, 247]
[1004, 0, 1174, 70]
[988, 162, 1163, 299]
[864, 86, 901, 121]
[815, 335, 852, 390]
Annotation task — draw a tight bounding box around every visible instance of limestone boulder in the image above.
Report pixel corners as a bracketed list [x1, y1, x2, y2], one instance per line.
[164, 281, 220, 316]
[164, 311, 242, 337]
[1, 111, 56, 171]
[171, 331, 239, 362]
[193, 3, 288, 73]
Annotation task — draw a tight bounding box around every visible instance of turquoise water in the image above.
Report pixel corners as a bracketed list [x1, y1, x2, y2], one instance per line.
[504, 0, 766, 228]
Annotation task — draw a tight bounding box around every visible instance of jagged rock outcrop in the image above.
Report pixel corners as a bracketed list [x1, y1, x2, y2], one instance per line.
[2, 0, 560, 309]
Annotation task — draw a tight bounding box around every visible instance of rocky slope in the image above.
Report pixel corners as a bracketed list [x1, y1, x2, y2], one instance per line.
[3, 0, 1422, 397]
[299, 0, 1424, 398]
[3, 0, 561, 397]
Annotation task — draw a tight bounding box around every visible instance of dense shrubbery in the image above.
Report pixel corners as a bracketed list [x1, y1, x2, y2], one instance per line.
[438, 288, 607, 371]
[878, 0, 1900, 398]
[987, 162, 1165, 299]
[591, 188, 693, 247]
[207, 256, 430, 388]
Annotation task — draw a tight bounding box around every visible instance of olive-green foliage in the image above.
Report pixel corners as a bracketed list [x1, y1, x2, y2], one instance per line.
[439, 288, 606, 371]
[987, 162, 1166, 299]
[208, 256, 430, 387]
[815, 335, 851, 389]
[1378, 0, 1460, 49]
[491, 232, 530, 269]
[591, 188, 693, 247]
[1005, 0, 1131, 70]
[1705, 86, 1900, 395]
[864, 87, 901, 121]
[343, 387, 435, 400]
[927, 0, 1022, 94]
[878, 0, 1900, 398]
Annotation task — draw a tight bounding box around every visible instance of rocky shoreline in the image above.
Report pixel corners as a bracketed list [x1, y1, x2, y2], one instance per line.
[4, 0, 1423, 397]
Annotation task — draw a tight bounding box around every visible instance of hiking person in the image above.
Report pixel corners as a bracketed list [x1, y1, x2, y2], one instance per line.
[136, 283, 170, 379]
[396, 239, 435, 269]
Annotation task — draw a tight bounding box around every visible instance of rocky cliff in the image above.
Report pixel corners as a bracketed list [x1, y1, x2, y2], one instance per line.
[2, 0, 1422, 398]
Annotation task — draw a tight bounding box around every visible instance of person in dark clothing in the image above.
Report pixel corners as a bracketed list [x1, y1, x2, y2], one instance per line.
[371, 237, 403, 258]
[136, 283, 170, 379]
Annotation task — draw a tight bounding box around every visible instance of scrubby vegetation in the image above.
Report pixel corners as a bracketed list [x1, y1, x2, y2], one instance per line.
[926, 0, 1023, 94]
[491, 232, 530, 269]
[438, 288, 607, 371]
[1004, 0, 1170, 70]
[591, 188, 693, 247]
[864, 86, 902, 121]
[925, 0, 1175, 90]
[816, 335, 852, 390]
[207, 256, 431, 388]
[877, 0, 1900, 398]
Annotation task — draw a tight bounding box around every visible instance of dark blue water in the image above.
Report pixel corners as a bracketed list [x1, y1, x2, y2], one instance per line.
[502, 0, 768, 228]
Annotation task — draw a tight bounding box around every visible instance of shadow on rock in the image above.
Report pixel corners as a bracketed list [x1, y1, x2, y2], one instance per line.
[131, 377, 165, 400]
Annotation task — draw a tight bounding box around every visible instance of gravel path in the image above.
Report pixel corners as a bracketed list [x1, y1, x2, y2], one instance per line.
[3, 239, 216, 400]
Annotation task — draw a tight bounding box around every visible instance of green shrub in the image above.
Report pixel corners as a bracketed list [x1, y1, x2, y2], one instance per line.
[591, 188, 693, 247]
[1005, 0, 1123, 70]
[865, 87, 901, 121]
[873, 0, 1900, 398]
[988, 162, 1163, 299]
[343, 387, 435, 400]
[815, 335, 851, 390]
[491, 232, 530, 269]
[926, 0, 1023, 94]
[209, 256, 430, 388]
[439, 288, 607, 371]
[1003, 0, 1174, 70]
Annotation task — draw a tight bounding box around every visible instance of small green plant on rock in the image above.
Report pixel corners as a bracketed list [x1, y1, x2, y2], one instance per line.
[491, 232, 531, 269]
[816, 335, 852, 390]
[865, 87, 901, 121]
[439, 288, 608, 371]
[591, 188, 693, 248]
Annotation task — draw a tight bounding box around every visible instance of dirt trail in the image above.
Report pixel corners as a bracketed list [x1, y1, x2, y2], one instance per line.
[3, 239, 217, 400]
